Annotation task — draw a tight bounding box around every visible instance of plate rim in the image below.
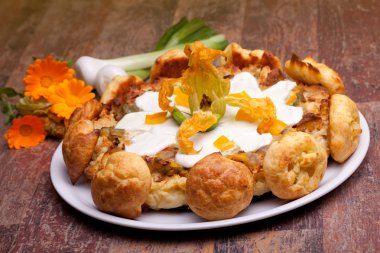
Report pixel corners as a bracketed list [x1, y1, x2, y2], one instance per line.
[50, 112, 370, 231]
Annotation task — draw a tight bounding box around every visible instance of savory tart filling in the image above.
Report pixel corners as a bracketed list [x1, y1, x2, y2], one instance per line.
[62, 42, 361, 220]
[115, 71, 303, 168]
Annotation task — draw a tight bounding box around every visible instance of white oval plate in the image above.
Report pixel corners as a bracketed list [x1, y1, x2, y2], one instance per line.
[50, 113, 370, 231]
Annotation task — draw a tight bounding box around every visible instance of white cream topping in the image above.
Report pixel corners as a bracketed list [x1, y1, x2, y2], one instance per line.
[135, 91, 162, 113]
[116, 72, 303, 167]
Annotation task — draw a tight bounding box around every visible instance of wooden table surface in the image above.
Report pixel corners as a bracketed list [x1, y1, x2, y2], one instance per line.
[0, 0, 379, 252]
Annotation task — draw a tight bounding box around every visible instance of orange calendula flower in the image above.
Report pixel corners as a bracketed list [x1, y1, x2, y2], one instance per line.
[47, 79, 95, 119]
[24, 56, 75, 100]
[4, 115, 46, 149]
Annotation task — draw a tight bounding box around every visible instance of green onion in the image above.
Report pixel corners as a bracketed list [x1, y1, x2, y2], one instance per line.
[178, 26, 217, 44]
[155, 17, 188, 51]
[123, 18, 228, 79]
[75, 17, 229, 85]
[163, 18, 206, 49]
[126, 68, 151, 80]
[171, 107, 187, 125]
[106, 34, 227, 72]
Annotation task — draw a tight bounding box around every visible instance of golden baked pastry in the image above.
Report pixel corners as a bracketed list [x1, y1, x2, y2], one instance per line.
[145, 174, 187, 210]
[66, 99, 103, 128]
[228, 148, 271, 196]
[100, 75, 142, 105]
[222, 43, 284, 87]
[64, 42, 363, 221]
[329, 94, 362, 163]
[62, 120, 99, 184]
[263, 131, 327, 200]
[223, 43, 282, 70]
[91, 151, 151, 219]
[100, 74, 160, 121]
[285, 54, 345, 95]
[149, 49, 189, 82]
[293, 84, 330, 154]
[186, 153, 254, 220]
[253, 169, 271, 196]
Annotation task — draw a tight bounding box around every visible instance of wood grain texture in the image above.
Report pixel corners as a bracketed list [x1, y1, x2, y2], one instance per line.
[0, 0, 379, 252]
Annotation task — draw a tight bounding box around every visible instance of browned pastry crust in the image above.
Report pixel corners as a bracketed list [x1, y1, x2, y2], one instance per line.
[285, 54, 345, 95]
[293, 84, 330, 154]
[329, 94, 361, 163]
[228, 147, 271, 196]
[149, 49, 189, 82]
[263, 132, 327, 200]
[223, 43, 282, 70]
[62, 120, 100, 184]
[186, 153, 254, 220]
[101, 75, 160, 121]
[91, 151, 152, 219]
[66, 99, 103, 128]
[66, 43, 362, 220]
[221, 43, 284, 87]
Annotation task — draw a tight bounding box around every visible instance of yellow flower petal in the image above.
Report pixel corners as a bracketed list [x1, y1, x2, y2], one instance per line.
[47, 78, 95, 119]
[177, 111, 218, 154]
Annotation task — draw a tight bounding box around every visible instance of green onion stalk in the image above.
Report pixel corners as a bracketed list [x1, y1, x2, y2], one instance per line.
[75, 18, 229, 94]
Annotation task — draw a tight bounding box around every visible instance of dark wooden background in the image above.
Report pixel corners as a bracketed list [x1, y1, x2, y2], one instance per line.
[0, 0, 379, 252]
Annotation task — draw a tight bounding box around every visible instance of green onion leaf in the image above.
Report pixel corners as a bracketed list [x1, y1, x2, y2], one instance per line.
[178, 26, 217, 44]
[155, 17, 188, 51]
[126, 68, 151, 80]
[164, 18, 206, 49]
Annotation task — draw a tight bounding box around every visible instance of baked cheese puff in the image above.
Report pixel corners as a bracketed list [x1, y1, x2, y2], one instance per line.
[91, 151, 151, 219]
[329, 94, 361, 163]
[263, 132, 327, 200]
[62, 119, 99, 184]
[186, 153, 254, 220]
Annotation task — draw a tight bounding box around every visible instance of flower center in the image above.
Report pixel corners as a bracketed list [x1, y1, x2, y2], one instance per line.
[19, 124, 33, 136]
[41, 76, 53, 87]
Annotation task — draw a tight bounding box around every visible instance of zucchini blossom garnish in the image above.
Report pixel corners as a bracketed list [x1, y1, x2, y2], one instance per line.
[158, 41, 230, 154]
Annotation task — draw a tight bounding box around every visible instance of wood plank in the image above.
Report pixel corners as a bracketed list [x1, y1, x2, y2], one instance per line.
[174, 0, 247, 43]
[0, 224, 19, 253]
[0, 140, 58, 226]
[0, 0, 178, 226]
[317, 0, 380, 102]
[0, 0, 379, 252]
[322, 101, 380, 253]
[242, 0, 319, 65]
[90, 0, 178, 58]
[214, 229, 322, 253]
[0, 0, 51, 86]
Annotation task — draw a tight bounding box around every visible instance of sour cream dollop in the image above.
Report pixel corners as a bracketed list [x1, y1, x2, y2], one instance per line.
[116, 72, 303, 167]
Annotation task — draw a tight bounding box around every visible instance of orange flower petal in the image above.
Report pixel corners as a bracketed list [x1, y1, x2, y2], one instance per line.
[4, 115, 46, 149]
[177, 111, 218, 154]
[145, 112, 168, 124]
[47, 78, 95, 119]
[213, 135, 235, 151]
[23, 56, 75, 100]
[50, 103, 75, 119]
